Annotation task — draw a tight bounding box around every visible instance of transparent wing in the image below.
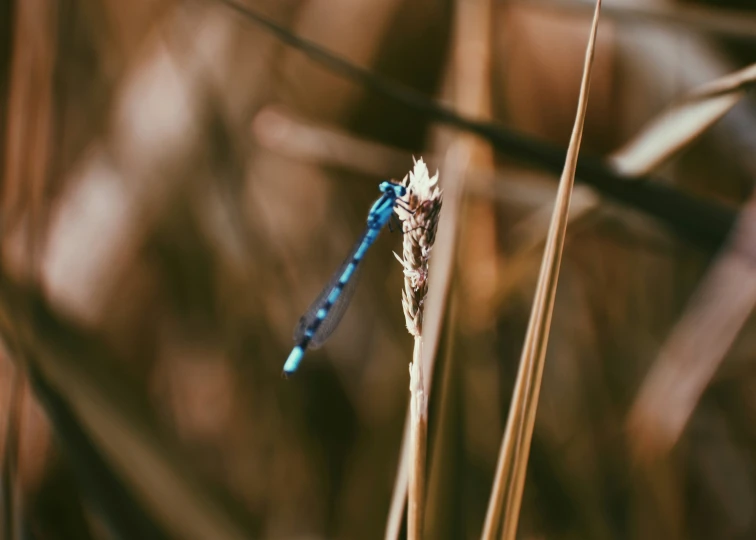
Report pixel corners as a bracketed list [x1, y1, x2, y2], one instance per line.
[294, 231, 368, 348]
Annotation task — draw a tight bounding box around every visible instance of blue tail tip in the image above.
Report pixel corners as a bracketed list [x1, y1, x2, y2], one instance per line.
[282, 346, 305, 379]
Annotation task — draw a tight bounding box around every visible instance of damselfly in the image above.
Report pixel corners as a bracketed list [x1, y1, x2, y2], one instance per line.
[282, 181, 409, 377]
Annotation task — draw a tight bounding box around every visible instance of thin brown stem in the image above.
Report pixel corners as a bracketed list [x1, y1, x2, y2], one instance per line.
[481, 1, 602, 538]
[408, 337, 427, 540]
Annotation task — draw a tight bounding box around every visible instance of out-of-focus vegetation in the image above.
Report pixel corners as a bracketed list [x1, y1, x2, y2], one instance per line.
[3, 1, 756, 539]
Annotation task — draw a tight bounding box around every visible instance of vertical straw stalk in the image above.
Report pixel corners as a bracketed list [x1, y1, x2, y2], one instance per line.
[394, 158, 443, 540]
[481, 2, 602, 539]
[408, 341, 427, 540]
[385, 0, 491, 531]
[385, 145, 465, 540]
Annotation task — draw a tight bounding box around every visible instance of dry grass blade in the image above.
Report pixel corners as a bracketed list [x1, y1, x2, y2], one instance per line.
[2, 1, 56, 532]
[423, 294, 460, 540]
[36, 360, 249, 539]
[454, 0, 497, 333]
[481, 2, 602, 539]
[522, 0, 756, 41]
[627, 198, 756, 462]
[2, 296, 254, 540]
[610, 62, 756, 177]
[687, 63, 756, 100]
[2, 0, 56, 279]
[424, 0, 495, 536]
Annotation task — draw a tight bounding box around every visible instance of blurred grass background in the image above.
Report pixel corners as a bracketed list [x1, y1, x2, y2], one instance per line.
[2, 0, 756, 539]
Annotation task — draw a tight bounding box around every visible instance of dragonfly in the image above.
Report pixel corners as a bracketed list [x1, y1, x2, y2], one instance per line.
[283, 180, 409, 377]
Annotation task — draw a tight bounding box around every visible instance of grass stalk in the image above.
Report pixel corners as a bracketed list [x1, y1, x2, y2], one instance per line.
[481, 1, 602, 539]
[392, 158, 443, 540]
[408, 337, 427, 540]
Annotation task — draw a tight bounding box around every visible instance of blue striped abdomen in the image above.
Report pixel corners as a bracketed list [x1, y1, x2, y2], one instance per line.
[283, 184, 404, 377]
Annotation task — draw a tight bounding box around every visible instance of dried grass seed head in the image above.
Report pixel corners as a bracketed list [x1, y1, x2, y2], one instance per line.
[394, 157, 443, 337]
